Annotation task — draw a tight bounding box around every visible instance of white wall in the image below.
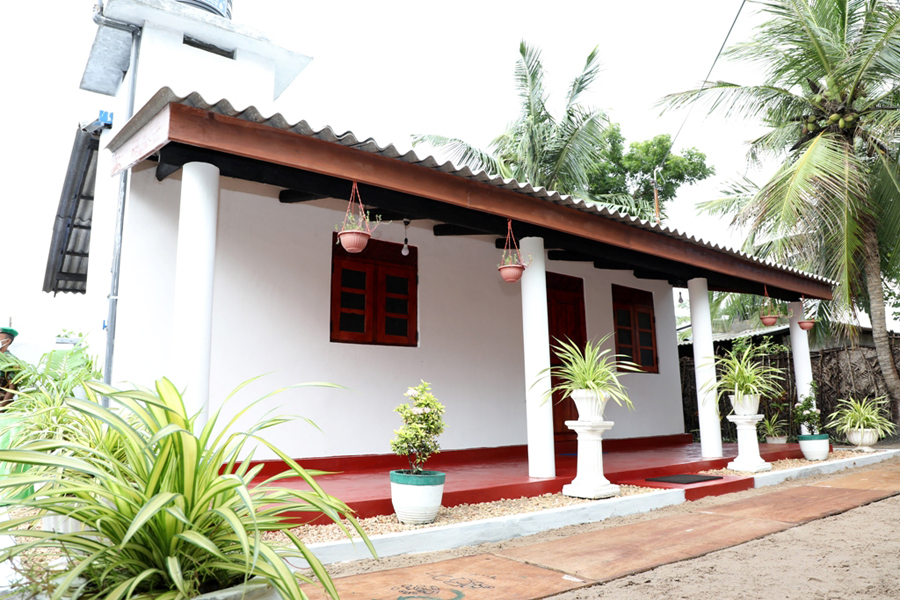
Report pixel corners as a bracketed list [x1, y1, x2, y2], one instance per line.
[135, 23, 277, 114]
[113, 168, 684, 458]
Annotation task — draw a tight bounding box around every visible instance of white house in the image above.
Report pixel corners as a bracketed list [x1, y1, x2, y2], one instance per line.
[45, 0, 833, 478]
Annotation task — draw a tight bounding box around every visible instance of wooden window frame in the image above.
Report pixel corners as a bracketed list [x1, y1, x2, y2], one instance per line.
[330, 235, 418, 347]
[612, 285, 659, 373]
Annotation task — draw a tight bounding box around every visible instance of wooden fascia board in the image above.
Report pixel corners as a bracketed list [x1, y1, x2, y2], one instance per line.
[110, 104, 173, 176]
[114, 102, 833, 300]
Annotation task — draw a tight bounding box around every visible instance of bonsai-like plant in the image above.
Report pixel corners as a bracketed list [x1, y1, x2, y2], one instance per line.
[537, 335, 638, 409]
[336, 210, 382, 234]
[826, 396, 896, 439]
[0, 377, 373, 600]
[759, 414, 786, 438]
[390, 381, 446, 474]
[795, 393, 822, 435]
[706, 340, 784, 409]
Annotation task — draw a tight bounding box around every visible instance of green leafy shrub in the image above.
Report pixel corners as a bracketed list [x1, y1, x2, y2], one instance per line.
[826, 396, 896, 439]
[795, 394, 822, 435]
[0, 377, 373, 600]
[536, 335, 638, 409]
[390, 382, 445, 474]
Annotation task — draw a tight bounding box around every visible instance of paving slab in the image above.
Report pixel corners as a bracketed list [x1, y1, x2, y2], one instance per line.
[300, 554, 590, 600]
[812, 468, 900, 491]
[703, 485, 896, 524]
[496, 512, 788, 582]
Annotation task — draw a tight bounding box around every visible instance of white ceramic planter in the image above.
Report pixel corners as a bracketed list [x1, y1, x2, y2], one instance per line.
[846, 428, 878, 452]
[798, 434, 830, 461]
[729, 394, 760, 416]
[765, 435, 787, 444]
[389, 470, 446, 524]
[570, 389, 608, 421]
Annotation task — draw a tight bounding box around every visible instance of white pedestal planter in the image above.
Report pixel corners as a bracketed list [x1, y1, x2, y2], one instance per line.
[798, 434, 830, 461]
[562, 420, 619, 499]
[389, 470, 446, 524]
[725, 414, 771, 473]
[570, 390, 608, 421]
[728, 394, 760, 416]
[846, 429, 878, 452]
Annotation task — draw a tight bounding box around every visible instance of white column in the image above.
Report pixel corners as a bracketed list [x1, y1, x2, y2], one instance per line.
[520, 236, 555, 478]
[789, 300, 815, 435]
[171, 162, 220, 427]
[562, 420, 619, 498]
[789, 301, 814, 404]
[688, 278, 723, 458]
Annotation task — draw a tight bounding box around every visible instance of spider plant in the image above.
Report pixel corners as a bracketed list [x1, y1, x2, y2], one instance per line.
[826, 396, 896, 439]
[0, 377, 374, 600]
[758, 414, 786, 438]
[706, 343, 784, 407]
[536, 335, 638, 409]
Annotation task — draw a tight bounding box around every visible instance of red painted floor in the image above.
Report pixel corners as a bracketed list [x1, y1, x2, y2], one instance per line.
[263, 442, 805, 523]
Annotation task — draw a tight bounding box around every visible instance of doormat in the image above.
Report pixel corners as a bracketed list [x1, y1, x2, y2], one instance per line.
[646, 474, 724, 485]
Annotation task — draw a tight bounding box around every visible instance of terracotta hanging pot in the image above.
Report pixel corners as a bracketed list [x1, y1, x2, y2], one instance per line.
[798, 320, 815, 331]
[498, 263, 526, 283]
[338, 230, 370, 253]
[498, 220, 528, 283]
[760, 314, 778, 327]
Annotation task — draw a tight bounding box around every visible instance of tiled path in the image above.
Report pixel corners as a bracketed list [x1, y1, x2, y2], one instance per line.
[302, 464, 900, 600]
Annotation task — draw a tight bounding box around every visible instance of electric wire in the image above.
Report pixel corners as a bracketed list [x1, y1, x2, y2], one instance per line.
[655, 0, 748, 180]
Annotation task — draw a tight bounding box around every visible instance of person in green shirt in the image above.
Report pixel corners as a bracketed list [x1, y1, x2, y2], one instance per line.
[0, 327, 18, 408]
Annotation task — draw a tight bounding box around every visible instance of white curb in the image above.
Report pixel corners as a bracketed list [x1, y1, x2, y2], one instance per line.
[288, 488, 684, 568]
[753, 449, 900, 488]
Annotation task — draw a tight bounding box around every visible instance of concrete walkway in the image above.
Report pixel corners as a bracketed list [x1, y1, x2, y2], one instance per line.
[300, 463, 900, 600]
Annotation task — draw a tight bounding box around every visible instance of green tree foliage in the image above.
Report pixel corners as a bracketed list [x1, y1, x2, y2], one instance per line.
[390, 381, 445, 474]
[662, 0, 900, 414]
[587, 124, 715, 219]
[414, 42, 661, 219]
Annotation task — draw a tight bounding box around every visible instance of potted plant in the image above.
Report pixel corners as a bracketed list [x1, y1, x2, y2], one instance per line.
[759, 414, 787, 444]
[796, 392, 830, 460]
[707, 340, 784, 416]
[536, 335, 638, 421]
[497, 219, 530, 283]
[825, 395, 896, 452]
[0, 377, 373, 600]
[389, 381, 446, 524]
[337, 181, 381, 253]
[498, 250, 528, 283]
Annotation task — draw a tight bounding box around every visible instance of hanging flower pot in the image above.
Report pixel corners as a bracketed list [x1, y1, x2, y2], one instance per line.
[498, 262, 526, 283]
[759, 285, 781, 326]
[798, 320, 815, 331]
[498, 219, 529, 283]
[337, 230, 371, 253]
[337, 181, 380, 253]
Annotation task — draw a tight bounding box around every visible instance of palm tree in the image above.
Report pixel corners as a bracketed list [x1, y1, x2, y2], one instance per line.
[413, 41, 648, 217]
[663, 0, 900, 417]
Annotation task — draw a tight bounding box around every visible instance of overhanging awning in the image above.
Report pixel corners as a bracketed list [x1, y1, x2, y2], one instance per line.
[43, 119, 110, 295]
[106, 87, 835, 302]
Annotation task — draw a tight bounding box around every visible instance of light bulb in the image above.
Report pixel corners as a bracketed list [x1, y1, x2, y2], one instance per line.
[401, 218, 411, 256]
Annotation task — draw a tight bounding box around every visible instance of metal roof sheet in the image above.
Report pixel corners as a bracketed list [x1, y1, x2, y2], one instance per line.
[110, 87, 835, 288]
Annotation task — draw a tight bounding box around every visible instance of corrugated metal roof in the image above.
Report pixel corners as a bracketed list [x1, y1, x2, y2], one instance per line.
[111, 87, 834, 288]
[678, 325, 791, 346]
[44, 123, 107, 295]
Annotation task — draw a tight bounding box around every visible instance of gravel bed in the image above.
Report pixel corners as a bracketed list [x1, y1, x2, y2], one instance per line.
[700, 449, 861, 476]
[262, 486, 654, 546]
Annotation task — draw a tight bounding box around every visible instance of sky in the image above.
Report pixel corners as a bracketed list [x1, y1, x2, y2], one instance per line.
[2, 0, 785, 357]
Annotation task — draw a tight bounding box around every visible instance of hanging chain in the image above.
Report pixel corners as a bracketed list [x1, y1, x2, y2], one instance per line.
[342, 181, 370, 233]
[502, 219, 523, 264]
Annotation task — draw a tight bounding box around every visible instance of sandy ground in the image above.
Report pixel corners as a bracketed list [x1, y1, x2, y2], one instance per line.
[322, 453, 900, 599]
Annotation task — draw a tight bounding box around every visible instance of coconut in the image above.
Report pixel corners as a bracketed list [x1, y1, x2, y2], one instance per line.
[829, 113, 841, 123]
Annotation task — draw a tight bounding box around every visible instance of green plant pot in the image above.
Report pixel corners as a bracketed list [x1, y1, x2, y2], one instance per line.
[798, 434, 830, 461]
[389, 470, 446, 524]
